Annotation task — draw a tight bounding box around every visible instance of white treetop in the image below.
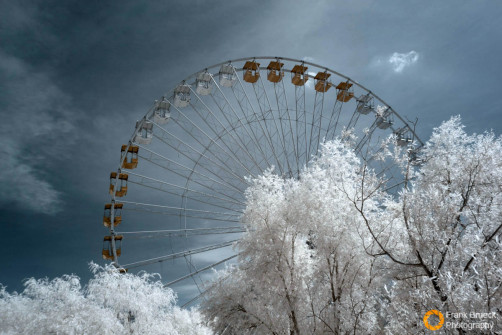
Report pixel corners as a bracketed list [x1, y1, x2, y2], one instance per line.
[0, 264, 212, 335]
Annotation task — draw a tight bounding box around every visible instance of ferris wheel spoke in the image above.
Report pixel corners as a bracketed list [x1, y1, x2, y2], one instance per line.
[189, 89, 265, 176]
[345, 104, 362, 133]
[294, 84, 308, 172]
[138, 155, 244, 204]
[231, 68, 285, 175]
[122, 239, 238, 269]
[118, 200, 242, 223]
[233, 116, 296, 174]
[190, 110, 264, 180]
[182, 130, 253, 198]
[330, 98, 347, 142]
[127, 171, 244, 206]
[324, 99, 341, 142]
[122, 209, 241, 223]
[152, 134, 248, 197]
[355, 119, 378, 154]
[181, 288, 208, 309]
[164, 253, 239, 287]
[154, 122, 249, 188]
[178, 267, 235, 308]
[254, 71, 293, 176]
[119, 227, 245, 239]
[210, 76, 273, 172]
[384, 180, 408, 193]
[269, 84, 297, 178]
[198, 91, 265, 175]
[274, 77, 299, 177]
[309, 90, 326, 158]
[126, 175, 244, 214]
[127, 181, 242, 214]
[137, 144, 246, 198]
[360, 140, 399, 183]
[184, 256, 204, 294]
[252, 73, 290, 175]
[374, 161, 395, 181]
[168, 102, 257, 179]
[121, 226, 245, 236]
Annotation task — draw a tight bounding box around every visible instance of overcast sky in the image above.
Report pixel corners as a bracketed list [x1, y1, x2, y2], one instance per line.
[1, 0, 501, 302]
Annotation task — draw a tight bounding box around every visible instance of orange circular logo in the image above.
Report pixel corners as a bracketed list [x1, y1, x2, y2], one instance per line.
[423, 310, 444, 330]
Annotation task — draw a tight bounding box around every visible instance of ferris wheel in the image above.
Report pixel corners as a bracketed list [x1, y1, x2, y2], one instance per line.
[102, 56, 423, 307]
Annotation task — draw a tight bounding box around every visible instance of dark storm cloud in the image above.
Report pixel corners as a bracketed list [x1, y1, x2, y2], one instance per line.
[0, 50, 78, 213]
[1, 0, 501, 298]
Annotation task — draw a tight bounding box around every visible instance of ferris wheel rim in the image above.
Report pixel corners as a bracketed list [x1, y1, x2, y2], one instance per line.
[153, 56, 423, 146]
[123, 57, 423, 157]
[104, 56, 423, 306]
[142, 57, 423, 182]
[123, 57, 423, 192]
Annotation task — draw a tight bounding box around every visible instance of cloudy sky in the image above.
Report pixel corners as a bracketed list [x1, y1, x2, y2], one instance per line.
[1, 0, 501, 303]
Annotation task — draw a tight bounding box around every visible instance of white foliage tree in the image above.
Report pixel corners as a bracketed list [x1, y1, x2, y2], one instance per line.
[0, 264, 212, 335]
[202, 117, 502, 334]
[202, 140, 381, 334]
[357, 117, 502, 332]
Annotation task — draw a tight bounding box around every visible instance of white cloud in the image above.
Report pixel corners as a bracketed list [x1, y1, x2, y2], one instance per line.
[388, 51, 419, 73]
